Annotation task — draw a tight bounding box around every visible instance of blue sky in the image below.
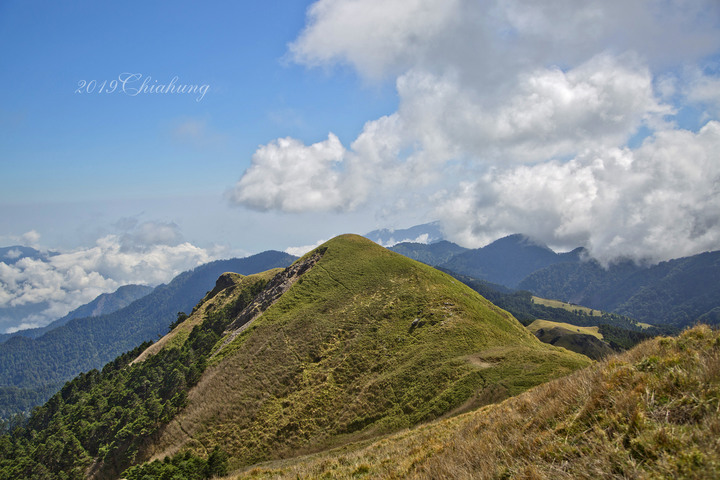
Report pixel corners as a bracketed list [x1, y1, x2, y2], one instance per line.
[1, 0, 720, 331]
[0, 1, 397, 250]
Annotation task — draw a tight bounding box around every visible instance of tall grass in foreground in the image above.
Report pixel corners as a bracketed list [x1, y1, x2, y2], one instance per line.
[231, 325, 720, 479]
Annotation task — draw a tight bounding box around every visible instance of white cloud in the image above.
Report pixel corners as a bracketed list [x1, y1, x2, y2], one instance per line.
[291, 0, 720, 81]
[0, 222, 221, 332]
[284, 238, 328, 257]
[227, 133, 354, 212]
[4, 249, 22, 260]
[396, 54, 671, 164]
[229, 0, 720, 264]
[437, 121, 720, 263]
[21, 230, 40, 247]
[377, 233, 431, 248]
[290, 0, 462, 79]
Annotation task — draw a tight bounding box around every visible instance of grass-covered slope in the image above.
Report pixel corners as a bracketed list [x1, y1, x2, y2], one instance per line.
[527, 319, 603, 338]
[0, 270, 277, 480]
[527, 320, 615, 360]
[231, 324, 720, 479]
[143, 235, 590, 470]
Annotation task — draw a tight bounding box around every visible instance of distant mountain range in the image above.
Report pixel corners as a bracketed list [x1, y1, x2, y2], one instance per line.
[518, 250, 720, 327]
[0, 250, 296, 418]
[0, 284, 154, 344]
[365, 221, 444, 246]
[390, 234, 583, 287]
[390, 233, 720, 329]
[440, 234, 585, 287]
[1, 227, 718, 421]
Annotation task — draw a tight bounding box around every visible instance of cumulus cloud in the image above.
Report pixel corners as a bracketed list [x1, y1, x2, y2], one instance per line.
[4, 249, 22, 260]
[290, 0, 720, 80]
[230, 0, 720, 263]
[289, 0, 462, 79]
[227, 134, 354, 212]
[395, 54, 671, 163]
[21, 230, 40, 247]
[437, 121, 720, 263]
[0, 221, 221, 332]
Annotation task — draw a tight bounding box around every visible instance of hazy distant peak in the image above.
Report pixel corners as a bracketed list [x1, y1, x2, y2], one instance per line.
[483, 234, 555, 252]
[0, 245, 45, 265]
[365, 221, 444, 247]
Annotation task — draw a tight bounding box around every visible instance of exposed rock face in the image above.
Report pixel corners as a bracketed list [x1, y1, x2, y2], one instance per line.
[213, 250, 325, 356]
[205, 272, 241, 301]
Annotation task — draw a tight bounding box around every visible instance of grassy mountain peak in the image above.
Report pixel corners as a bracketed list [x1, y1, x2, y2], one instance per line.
[140, 234, 589, 471]
[0, 234, 590, 479]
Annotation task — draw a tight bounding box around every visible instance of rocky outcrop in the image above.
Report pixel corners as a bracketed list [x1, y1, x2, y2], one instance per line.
[204, 272, 241, 302]
[213, 250, 325, 356]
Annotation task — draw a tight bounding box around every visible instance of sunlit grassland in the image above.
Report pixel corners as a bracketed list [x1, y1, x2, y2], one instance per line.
[532, 296, 602, 316]
[527, 319, 603, 339]
[228, 325, 720, 479]
[144, 235, 590, 470]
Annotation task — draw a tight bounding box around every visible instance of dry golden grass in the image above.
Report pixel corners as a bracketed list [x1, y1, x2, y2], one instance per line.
[532, 296, 602, 317]
[141, 235, 589, 471]
[225, 325, 720, 479]
[527, 319, 603, 339]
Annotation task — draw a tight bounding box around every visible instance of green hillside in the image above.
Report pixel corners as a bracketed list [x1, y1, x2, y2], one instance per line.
[134, 234, 589, 474]
[0, 235, 590, 479]
[527, 319, 603, 338]
[527, 320, 615, 360]
[230, 325, 720, 479]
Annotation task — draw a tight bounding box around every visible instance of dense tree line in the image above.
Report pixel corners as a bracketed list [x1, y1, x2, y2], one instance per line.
[123, 447, 228, 480]
[0, 251, 296, 420]
[0, 277, 267, 479]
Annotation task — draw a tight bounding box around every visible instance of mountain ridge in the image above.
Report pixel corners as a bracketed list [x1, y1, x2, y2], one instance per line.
[387, 229, 720, 328]
[117, 234, 590, 476]
[0, 250, 297, 419]
[0, 284, 154, 344]
[438, 234, 582, 288]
